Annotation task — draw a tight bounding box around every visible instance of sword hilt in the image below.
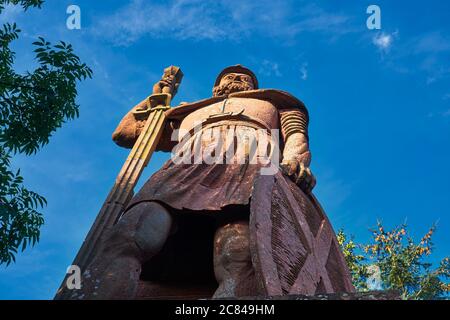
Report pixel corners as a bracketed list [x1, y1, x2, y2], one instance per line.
[134, 65, 183, 117]
[160, 65, 183, 96]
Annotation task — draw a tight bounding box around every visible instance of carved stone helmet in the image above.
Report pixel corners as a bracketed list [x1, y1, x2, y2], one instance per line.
[214, 64, 259, 89]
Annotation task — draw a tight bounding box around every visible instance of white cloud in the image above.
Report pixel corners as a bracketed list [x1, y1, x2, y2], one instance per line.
[92, 0, 353, 46]
[428, 109, 450, 118]
[414, 36, 450, 85]
[259, 60, 282, 77]
[0, 248, 54, 276]
[372, 32, 395, 52]
[93, 0, 229, 45]
[376, 30, 450, 85]
[413, 31, 450, 54]
[0, 4, 22, 24]
[300, 62, 308, 80]
[291, 4, 352, 36]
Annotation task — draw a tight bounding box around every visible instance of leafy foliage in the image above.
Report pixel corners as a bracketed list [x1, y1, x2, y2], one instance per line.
[338, 222, 450, 300]
[0, 0, 92, 264]
[0, 0, 43, 12]
[0, 149, 45, 265]
[337, 230, 372, 291]
[1, 29, 92, 154]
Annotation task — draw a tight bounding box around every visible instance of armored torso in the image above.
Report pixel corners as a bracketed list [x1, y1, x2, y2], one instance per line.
[179, 97, 280, 133]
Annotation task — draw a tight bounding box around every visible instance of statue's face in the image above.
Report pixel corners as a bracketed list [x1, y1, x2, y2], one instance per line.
[213, 72, 255, 96]
[219, 73, 255, 90]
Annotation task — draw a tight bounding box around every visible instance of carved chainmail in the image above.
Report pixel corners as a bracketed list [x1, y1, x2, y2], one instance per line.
[279, 107, 309, 141]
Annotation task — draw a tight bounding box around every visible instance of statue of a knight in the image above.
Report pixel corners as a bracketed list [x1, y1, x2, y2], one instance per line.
[79, 65, 354, 299]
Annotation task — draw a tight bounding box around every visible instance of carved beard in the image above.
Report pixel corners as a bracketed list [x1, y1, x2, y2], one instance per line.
[212, 81, 253, 97]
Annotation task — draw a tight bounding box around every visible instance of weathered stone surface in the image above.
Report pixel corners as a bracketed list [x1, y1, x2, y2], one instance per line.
[250, 172, 354, 297]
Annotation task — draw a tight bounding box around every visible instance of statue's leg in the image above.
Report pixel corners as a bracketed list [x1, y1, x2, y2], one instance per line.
[76, 201, 173, 300]
[212, 220, 256, 298]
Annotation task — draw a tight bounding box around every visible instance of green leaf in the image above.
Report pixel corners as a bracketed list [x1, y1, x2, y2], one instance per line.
[0, 0, 92, 266]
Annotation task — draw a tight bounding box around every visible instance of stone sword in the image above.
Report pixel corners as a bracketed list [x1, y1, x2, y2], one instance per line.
[55, 66, 183, 299]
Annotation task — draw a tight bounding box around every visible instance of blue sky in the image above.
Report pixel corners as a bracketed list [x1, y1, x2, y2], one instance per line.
[0, 0, 449, 299]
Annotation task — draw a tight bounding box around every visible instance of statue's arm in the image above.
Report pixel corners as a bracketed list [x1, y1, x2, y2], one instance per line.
[279, 107, 316, 193]
[112, 99, 179, 152]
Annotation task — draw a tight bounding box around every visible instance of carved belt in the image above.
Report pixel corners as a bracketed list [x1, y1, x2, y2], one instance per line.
[177, 111, 273, 147]
[201, 109, 272, 132]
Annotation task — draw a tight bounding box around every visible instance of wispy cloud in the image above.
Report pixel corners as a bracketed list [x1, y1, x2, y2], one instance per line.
[0, 248, 54, 276]
[372, 31, 397, 53]
[414, 33, 450, 85]
[300, 62, 308, 80]
[413, 31, 450, 54]
[92, 0, 354, 46]
[426, 109, 450, 118]
[259, 59, 282, 77]
[315, 169, 353, 214]
[373, 33, 393, 50]
[290, 3, 353, 37]
[0, 3, 22, 23]
[374, 30, 450, 86]
[93, 0, 228, 45]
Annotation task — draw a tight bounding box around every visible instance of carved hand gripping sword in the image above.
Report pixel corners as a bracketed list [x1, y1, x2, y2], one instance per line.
[55, 66, 183, 299]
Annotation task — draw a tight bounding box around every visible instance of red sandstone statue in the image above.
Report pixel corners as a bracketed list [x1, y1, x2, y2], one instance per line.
[69, 65, 354, 299]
